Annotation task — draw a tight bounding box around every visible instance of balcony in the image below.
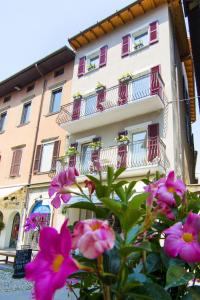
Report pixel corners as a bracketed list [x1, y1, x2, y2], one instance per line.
[52, 138, 170, 180]
[57, 72, 166, 134]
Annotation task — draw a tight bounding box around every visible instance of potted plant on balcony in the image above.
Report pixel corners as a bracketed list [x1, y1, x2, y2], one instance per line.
[0, 221, 5, 232]
[134, 39, 144, 50]
[65, 146, 79, 157]
[95, 82, 106, 92]
[87, 63, 96, 71]
[73, 92, 82, 101]
[115, 134, 130, 145]
[118, 72, 133, 83]
[88, 140, 102, 150]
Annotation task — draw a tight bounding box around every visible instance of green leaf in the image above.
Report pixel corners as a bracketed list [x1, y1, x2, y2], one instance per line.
[125, 181, 137, 201]
[128, 273, 151, 284]
[113, 167, 126, 180]
[107, 166, 114, 186]
[86, 174, 101, 185]
[132, 241, 152, 252]
[115, 186, 126, 202]
[133, 283, 172, 300]
[95, 185, 109, 198]
[128, 193, 148, 210]
[146, 252, 161, 273]
[126, 224, 141, 244]
[121, 208, 144, 232]
[100, 197, 122, 217]
[182, 287, 200, 300]
[69, 201, 96, 211]
[165, 265, 194, 289]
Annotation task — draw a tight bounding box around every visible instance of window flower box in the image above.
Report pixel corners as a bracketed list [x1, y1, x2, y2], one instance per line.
[88, 141, 102, 150]
[73, 92, 82, 101]
[134, 40, 144, 50]
[115, 135, 130, 145]
[65, 146, 79, 157]
[95, 82, 106, 92]
[87, 63, 96, 71]
[118, 72, 133, 83]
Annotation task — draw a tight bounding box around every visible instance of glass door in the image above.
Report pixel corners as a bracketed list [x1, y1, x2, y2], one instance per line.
[132, 74, 150, 100]
[85, 94, 97, 116]
[80, 143, 92, 174]
[132, 131, 147, 167]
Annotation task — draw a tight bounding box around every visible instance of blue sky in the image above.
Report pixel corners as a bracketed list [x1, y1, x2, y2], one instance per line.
[0, 0, 199, 176]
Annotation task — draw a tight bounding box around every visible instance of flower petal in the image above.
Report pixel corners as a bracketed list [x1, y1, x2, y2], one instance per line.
[51, 195, 61, 208]
[59, 220, 72, 255]
[179, 242, 200, 263]
[61, 193, 71, 203]
[39, 227, 59, 253]
[164, 235, 184, 258]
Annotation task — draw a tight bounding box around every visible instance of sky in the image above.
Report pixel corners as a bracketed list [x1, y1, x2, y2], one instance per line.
[0, 0, 199, 177]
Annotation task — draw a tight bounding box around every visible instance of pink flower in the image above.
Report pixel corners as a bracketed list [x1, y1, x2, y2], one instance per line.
[48, 167, 79, 208]
[24, 213, 49, 232]
[72, 219, 115, 259]
[164, 212, 200, 263]
[25, 220, 79, 300]
[84, 180, 95, 196]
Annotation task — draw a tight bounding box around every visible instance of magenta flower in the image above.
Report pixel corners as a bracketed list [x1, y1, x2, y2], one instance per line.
[164, 212, 200, 263]
[72, 219, 115, 259]
[48, 167, 79, 208]
[25, 220, 79, 300]
[24, 213, 49, 232]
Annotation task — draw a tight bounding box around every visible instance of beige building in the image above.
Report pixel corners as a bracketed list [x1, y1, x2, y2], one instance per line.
[56, 0, 197, 224]
[0, 47, 74, 249]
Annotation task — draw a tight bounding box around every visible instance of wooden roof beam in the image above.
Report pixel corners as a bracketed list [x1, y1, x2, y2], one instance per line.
[90, 29, 98, 38]
[98, 23, 107, 34]
[128, 8, 135, 19]
[117, 13, 125, 24]
[107, 19, 116, 29]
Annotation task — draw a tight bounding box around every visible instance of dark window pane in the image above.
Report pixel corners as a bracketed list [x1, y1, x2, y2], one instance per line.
[0, 112, 7, 131]
[50, 89, 62, 113]
[21, 102, 31, 124]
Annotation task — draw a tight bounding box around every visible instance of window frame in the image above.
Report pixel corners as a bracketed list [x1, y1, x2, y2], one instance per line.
[0, 111, 7, 132]
[39, 141, 55, 173]
[86, 50, 100, 72]
[49, 87, 63, 114]
[20, 101, 31, 125]
[132, 26, 149, 52]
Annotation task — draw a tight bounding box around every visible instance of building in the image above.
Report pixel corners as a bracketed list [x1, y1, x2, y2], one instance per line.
[56, 0, 196, 222]
[0, 47, 74, 249]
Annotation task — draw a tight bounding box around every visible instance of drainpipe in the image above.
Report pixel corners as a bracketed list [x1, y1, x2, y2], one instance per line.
[17, 64, 47, 249]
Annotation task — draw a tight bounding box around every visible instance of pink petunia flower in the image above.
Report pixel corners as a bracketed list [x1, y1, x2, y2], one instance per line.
[25, 220, 79, 300]
[72, 219, 115, 259]
[164, 212, 200, 263]
[48, 168, 79, 208]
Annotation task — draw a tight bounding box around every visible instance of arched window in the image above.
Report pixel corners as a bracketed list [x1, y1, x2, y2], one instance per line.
[9, 213, 20, 248]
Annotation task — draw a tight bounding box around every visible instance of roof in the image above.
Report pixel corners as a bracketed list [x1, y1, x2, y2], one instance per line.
[68, 0, 196, 122]
[0, 46, 75, 97]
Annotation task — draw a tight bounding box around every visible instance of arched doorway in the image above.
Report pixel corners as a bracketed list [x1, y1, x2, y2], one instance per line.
[0, 211, 4, 233]
[9, 213, 20, 248]
[27, 201, 51, 250]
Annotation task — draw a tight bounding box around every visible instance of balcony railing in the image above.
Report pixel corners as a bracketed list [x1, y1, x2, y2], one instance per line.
[57, 72, 166, 126]
[52, 138, 170, 177]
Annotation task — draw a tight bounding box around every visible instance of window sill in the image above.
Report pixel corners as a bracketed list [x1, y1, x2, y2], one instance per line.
[9, 175, 21, 178]
[0, 130, 5, 135]
[17, 122, 30, 128]
[34, 171, 51, 175]
[85, 67, 99, 76]
[45, 111, 60, 117]
[130, 44, 149, 55]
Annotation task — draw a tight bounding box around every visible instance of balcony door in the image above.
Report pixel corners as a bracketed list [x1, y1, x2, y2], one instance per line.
[132, 74, 150, 100]
[131, 131, 147, 167]
[80, 143, 92, 174]
[85, 94, 97, 116]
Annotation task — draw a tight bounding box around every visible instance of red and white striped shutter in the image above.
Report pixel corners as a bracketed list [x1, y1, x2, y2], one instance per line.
[99, 46, 108, 67]
[72, 99, 82, 120]
[149, 21, 158, 44]
[148, 123, 159, 162]
[118, 83, 128, 105]
[121, 34, 131, 57]
[69, 143, 78, 168]
[117, 144, 128, 168]
[96, 89, 106, 111]
[150, 65, 161, 96]
[78, 57, 86, 77]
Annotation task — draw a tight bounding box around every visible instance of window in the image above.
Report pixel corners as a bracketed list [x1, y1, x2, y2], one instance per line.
[132, 72, 150, 100]
[85, 94, 97, 115]
[132, 131, 147, 165]
[10, 148, 23, 177]
[21, 102, 31, 124]
[132, 28, 149, 51]
[54, 68, 64, 77]
[27, 84, 35, 92]
[80, 143, 92, 174]
[33, 140, 60, 173]
[0, 112, 7, 132]
[50, 88, 62, 113]
[87, 52, 99, 71]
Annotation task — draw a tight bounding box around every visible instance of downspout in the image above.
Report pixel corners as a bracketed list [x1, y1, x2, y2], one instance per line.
[17, 64, 47, 248]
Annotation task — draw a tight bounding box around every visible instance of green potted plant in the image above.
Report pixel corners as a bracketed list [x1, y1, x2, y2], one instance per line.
[0, 221, 5, 232]
[95, 82, 106, 92]
[65, 146, 79, 157]
[88, 140, 102, 150]
[134, 39, 144, 50]
[118, 72, 133, 83]
[73, 92, 82, 101]
[115, 134, 130, 144]
[87, 63, 96, 71]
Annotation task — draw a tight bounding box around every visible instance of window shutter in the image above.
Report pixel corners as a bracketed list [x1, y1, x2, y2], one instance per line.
[117, 144, 128, 168]
[33, 145, 43, 174]
[118, 83, 128, 105]
[99, 45, 108, 67]
[150, 65, 161, 96]
[10, 149, 22, 177]
[149, 21, 158, 44]
[91, 137, 101, 165]
[78, 57, 86, 77]
[96, 89, 106, 111]
[69, 143, 78, 168]
[72, 99, 82, 120]
[122, 34, 131, 57]
[148, 123, 159, 162]
[51, 140, 61, 171]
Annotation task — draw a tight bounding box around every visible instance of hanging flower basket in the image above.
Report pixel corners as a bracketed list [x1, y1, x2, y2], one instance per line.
[115, 135, 130, 144]
[73, 92, 82, 101]
[65, 146, 79, 157]
[88, 141, 102, 150]
[95, 82, 106, 92]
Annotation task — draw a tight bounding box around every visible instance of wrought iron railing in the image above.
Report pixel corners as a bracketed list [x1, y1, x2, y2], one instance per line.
[52, 138, 170, 177]
[57, 72, 166, 126]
